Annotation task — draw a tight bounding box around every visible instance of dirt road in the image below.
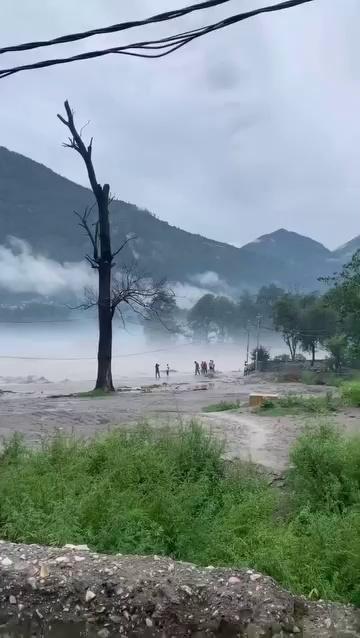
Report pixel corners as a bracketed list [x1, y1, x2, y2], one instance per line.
[0, 373, 357, 471]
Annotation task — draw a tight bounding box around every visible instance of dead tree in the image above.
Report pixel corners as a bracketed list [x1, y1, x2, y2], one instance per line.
[57, 100, 172, 391]
[58, 101, 115, 391]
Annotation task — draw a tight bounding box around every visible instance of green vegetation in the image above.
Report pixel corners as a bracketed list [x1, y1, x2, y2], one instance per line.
[273, 293, 337, 363]
[300, 370, 342, 387]
[187, 285, 284, 342]
[202, 400, 241, 413]
[341, 381, 360, 407]
[0, 423, 359, 605]
[257, 393, 339, 416]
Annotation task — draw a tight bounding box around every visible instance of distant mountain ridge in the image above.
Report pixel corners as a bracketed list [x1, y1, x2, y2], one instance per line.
[0, 146, 355, 296]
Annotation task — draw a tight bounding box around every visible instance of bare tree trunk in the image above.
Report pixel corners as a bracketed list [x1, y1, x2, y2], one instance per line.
[311, 343, 316, 367]
[96, 261, 113, 390]
[95, 185, 114, 392]
[58, 102, 115, 393]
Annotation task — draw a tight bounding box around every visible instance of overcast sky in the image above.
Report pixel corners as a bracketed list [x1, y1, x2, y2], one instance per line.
[0, 0, 359, 249]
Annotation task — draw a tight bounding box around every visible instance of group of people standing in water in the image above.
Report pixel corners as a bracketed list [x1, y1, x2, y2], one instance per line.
[194, 359, 215, 376]
[154, 360, 216, 379]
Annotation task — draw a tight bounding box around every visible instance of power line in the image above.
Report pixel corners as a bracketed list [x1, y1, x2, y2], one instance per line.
[0, 0, 233, 55]
[0, 0, 315, 79]
[0, 341, 201, 361]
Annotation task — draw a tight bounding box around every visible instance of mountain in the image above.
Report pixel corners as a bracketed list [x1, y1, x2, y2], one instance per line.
[333, 236, 360, 264]
[0, 146, 352, 298]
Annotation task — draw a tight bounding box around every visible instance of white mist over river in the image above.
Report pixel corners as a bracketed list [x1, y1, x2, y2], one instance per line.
[0, 321, 286, 384]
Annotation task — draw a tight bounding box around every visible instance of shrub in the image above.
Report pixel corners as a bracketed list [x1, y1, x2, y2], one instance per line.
[341, 381, 360, 407]
[203, 401, 241, 413]
[289, 423, 360, 512]
[258, 393, 338, 416]
[251, 345, 270, 362]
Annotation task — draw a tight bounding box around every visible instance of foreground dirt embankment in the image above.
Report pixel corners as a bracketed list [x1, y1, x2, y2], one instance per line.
[0, 541, 358, 637]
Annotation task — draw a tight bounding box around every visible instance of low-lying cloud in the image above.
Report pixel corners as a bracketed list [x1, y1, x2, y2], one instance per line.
[173, 271, 235, 309]
[0, 237, 95, 296]
[0, 240, 234, 309]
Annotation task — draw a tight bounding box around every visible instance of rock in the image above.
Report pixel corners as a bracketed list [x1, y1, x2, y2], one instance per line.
[109, 615, 122, 624]
[145, 618, 153, 628]
[85, 589, 96, 603]
[250, 573, 262, 582]
[74, 555, 86, 562]
[40, 564, 49, 578]
[1, 557, 13, 566]
[228, 576, 241, 585]
[181, 585, 193, 596]
[65, 544, 90, 551]
[97, 630, 110, 638]
[55, 556, 69, 564]
[27, 577, 37, 590]
[9, 595, 17, 605]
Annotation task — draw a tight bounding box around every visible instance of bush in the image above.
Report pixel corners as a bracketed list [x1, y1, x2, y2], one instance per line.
[289, 423, 360, 512]
[251, 345, 270, 362]
[0, 424, 359, 605]
[203, 401, 241, 413]
[258, 393, 338, 416]
[341, 381, 360, 407]
[301, 370, 344, 387]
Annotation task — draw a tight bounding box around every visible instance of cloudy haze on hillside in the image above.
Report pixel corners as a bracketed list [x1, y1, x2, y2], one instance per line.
[0, 0, 359, 249]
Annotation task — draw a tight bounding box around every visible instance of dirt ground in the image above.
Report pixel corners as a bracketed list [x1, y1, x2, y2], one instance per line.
[1, 541, 359, 637]
[0, 372, 358, 471]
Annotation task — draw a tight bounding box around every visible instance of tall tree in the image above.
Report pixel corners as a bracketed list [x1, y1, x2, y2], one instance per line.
[299, 295, 337, 365]
[256, 284, 284, 322]
[188, 294, 216, 342]
[58, 101, 115, 391]
[143, 290, 180, 343]
[273, 294, 302, 360]
[323, 250, 360, 348]
[58, 101, 166, 391]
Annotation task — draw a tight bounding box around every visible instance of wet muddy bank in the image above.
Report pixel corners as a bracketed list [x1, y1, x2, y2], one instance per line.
[0, 541, 358, 637]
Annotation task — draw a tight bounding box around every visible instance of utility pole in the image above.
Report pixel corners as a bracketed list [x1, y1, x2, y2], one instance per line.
[255, 314, 262, 370]
[246, 321, 251, 364]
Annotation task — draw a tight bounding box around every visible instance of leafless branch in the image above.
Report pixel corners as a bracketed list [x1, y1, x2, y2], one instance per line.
[110, 267, 169, 321]
[80, 120, 91, 138]
[57, 101, 100, 198]
[111, 234, 137, 261]
[74, 205, 100, 267]
[66, 286, 98, 311]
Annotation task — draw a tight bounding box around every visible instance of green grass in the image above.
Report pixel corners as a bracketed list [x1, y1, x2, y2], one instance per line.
[341, 381, 360, 407]
[0, 423, 359, 606]
[257, 393, 339, 416]
[202, 400, 241, 413]
[301, 370, 360, 388]
[301, 370, 342, 387]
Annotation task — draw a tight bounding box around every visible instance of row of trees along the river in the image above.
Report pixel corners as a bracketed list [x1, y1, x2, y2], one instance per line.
[154, 259, 360, 371]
